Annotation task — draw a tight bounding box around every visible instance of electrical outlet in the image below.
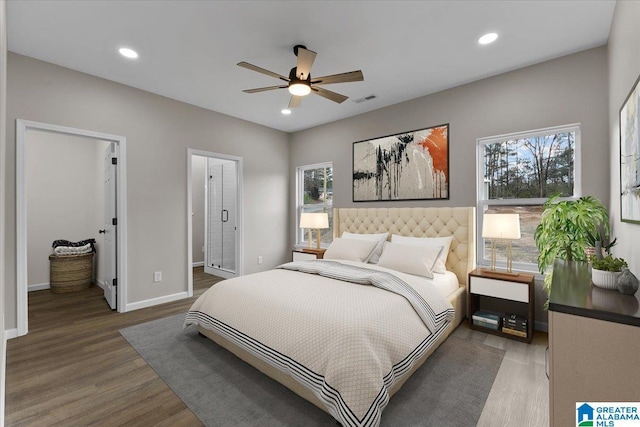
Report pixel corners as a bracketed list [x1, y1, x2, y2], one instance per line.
[258, 256, 263, 265]
[154, 271, 162, 282]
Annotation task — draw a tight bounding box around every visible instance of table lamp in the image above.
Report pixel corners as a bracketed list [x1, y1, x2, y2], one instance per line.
[482, 213, 521, 275]
[300, 212, 329, 250]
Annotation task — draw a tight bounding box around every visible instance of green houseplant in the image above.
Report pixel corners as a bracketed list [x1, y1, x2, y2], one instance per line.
[534, 195, 610, 300]
[590, 254, 627, 290]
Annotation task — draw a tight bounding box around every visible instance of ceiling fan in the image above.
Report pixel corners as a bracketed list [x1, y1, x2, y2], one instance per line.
[238, 45, 364, 108]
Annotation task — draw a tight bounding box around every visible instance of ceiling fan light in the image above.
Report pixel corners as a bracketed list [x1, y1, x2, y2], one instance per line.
[289, 83, 311, 96]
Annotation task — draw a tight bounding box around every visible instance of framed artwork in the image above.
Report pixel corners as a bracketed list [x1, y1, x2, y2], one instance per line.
[352, 123, 449, 202]
[620, 73, 640, 223]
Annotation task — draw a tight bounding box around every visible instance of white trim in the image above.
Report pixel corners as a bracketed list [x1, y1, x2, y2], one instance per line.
[187, 149, 244, 297]
[475, 123, 581, 271]
[28, 282, 50, 292]
[16, 119, 129, 337]
[125, 291, 190, 311]
[4, 329, 18, 340]
[95, 279, 106, 290]
[296, 162, 333, 247]
[192, 261, 204, 268]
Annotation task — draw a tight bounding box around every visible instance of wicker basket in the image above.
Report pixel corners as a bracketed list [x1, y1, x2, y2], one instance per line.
[49, 253, 94, 293]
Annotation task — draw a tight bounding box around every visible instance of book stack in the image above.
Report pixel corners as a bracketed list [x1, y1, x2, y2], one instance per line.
[502, 313, 528, 338]
[472, 311, 501, 330]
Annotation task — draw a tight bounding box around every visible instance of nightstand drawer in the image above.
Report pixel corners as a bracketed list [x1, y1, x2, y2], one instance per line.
[470, 276, 529, 303]
[293, 251, 317, 261]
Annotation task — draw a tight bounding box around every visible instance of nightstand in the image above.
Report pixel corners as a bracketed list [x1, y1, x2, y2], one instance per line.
[292, 248, 326, 261]
[468, 269, 535, 343]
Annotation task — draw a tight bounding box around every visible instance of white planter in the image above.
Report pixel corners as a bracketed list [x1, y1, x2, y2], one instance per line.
[591, 268, 621, 290]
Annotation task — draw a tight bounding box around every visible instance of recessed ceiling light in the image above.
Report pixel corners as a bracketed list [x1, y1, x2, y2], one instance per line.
[281, 109, 292, 115]
[119, 47, 138, 59]
[478, 33, 498, 45]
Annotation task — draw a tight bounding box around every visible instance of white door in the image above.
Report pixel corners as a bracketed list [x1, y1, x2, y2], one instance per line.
[103, 144, 117, 309]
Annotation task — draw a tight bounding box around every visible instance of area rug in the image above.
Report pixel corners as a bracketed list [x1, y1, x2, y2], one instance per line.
[120, 314, 504, 426]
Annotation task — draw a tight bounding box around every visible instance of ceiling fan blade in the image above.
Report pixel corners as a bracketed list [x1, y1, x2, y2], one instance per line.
[311, 87, 348, 104]
[289, 95, 302, 108]
[311, 70, 364, 85]
[296, 47, 317, 80]
[243, 85, 288, 94]
[237, 62, 289, 82]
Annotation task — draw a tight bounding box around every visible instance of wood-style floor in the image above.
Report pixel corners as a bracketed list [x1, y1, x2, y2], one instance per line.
[6, 268, 549, 426]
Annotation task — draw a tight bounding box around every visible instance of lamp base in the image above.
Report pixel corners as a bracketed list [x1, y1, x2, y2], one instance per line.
[480, 268, 520, 278]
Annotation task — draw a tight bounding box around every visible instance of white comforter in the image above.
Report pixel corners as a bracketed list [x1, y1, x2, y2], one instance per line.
[185, 260, 455, 427]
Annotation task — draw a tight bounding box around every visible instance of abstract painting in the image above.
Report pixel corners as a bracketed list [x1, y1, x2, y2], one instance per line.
[620, 74, 640, 223]
[352, 124, 449, 201]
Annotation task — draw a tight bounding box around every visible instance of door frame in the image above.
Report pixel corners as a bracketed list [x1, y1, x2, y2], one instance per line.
[16, 119, 128, 336]
[187, 149, 243, 295]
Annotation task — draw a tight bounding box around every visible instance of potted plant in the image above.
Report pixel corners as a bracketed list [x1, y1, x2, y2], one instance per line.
[590, 254, 628, 289]
[534, 195, 610, 302]
[585, 230, 617, 260]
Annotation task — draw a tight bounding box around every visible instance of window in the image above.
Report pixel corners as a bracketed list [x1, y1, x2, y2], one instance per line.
[477, 124, 581, 272]
[296, 162, 333, 247]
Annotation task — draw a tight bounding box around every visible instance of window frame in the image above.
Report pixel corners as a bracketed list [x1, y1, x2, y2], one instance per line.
[476, 123, 582, 273]
[296, 161, 333, 248]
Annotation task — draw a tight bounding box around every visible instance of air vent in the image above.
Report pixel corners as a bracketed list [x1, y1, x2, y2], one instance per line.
[353, 95, 377, 104]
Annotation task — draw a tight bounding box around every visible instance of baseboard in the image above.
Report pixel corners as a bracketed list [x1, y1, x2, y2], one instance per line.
[4, 328, 18, 340]
[28, 282, 50, 292]
[125, 291, 190, 312]
[534, 320, 548, 333]
[94, 279, 106, 290]
[192, 261, 204, 267]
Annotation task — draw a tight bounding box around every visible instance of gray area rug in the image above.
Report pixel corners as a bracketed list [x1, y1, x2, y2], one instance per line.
[120, 314, 504, 426]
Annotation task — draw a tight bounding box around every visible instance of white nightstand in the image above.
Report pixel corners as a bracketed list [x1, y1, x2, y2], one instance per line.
[468, 269, 535, 343]
[292, 248, 326, 261]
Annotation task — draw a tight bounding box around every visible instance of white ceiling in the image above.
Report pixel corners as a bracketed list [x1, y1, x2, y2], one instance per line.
[6, 1, 616, 133]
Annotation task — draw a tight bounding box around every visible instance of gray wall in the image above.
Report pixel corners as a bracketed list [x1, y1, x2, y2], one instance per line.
[290, 46, 610, 326]
[25, 130, 108, 288]
[4, 53, 290, 329]
[608, 1, 640, 274]
[191, 155, 206, 265]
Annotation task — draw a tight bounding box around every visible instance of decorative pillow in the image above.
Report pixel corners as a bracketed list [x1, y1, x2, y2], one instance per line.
[341, 232, 389, 264]
[390, 235, 453, 274]
[323, 238, 379, 263]
[377, 243, 442, 279]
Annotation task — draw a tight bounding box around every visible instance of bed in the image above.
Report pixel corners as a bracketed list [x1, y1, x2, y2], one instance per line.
[185, 207, 475, 427]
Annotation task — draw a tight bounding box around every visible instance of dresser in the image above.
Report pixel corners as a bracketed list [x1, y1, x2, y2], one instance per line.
[548, 260, 640, 426]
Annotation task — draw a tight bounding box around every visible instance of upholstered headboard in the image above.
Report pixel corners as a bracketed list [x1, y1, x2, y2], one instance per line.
[333, 207, 476, 286]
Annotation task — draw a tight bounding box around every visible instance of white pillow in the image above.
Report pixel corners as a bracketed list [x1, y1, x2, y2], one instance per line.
[377, 243, 442, 279]
[390, 235, 453, 274]
[341, 232, 389, 263]
[323, 238, 378, 263]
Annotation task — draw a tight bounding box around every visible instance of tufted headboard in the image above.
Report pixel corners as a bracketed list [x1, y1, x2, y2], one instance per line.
[333, 207, 476, 286]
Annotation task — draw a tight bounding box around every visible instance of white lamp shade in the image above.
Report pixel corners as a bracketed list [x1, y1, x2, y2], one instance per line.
[300, 212, 329, 229]
[482, 213, 521, 240]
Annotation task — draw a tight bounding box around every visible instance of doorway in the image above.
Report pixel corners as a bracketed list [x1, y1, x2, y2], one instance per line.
[16, 120, 128, 337]
[187, 149, 242, 294]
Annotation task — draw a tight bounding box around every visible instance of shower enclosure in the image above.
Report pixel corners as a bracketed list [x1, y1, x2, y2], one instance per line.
[204, 157, 237, 277]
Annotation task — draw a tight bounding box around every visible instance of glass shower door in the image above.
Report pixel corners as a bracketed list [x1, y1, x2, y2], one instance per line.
[205, 158, 237, 277]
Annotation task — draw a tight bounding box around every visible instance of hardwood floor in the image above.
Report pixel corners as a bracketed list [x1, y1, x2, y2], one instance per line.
[6, 268, 549, 426]
[5, 267, 222, 427]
